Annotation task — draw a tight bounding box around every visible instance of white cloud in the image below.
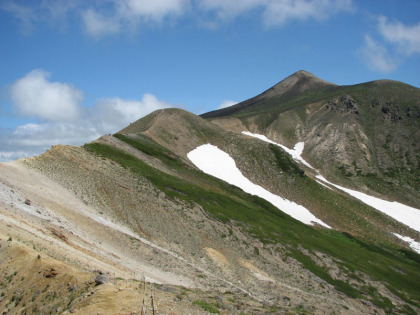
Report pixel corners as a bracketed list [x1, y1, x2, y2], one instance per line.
[358, 16, 420, 73]
[91, 94, 176, 133]
[118, 0, 188, 22]
[2, 71, 176, 161]
[0, 122, 102, 162]
[0, 0, 80, 33]
[197, 0, 354, 26]
[42, 0, 80, 20]
[1, 0, 189, 38]
[0, 1, 37, 34]
[2, 0, 354, 37]
[82, 0, 189, 38]
[358, 35, 398, 73]
[82, 9, 121, 38]
[10, 122, 92, 148]
[197, 0, 262, 20]
[12, 123, 44, 136]
[378, 16, 420, 55]
[217, 100, 238, 109]
[0, 151, 33, 162]
[263, 0, 353, 27]
[10, 70, 83, 122]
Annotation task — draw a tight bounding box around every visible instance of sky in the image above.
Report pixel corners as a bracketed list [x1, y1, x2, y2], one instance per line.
[1, 0, 419, 161]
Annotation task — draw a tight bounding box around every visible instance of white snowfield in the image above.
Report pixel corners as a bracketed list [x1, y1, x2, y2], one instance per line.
[187, 143, 331, 228]
[242, 132, 420, 250]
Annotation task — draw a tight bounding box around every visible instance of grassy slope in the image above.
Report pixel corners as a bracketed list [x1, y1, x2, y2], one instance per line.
[84, 134, 420, 312]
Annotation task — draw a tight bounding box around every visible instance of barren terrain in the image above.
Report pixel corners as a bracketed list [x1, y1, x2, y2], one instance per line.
[0, 149, 392, 314]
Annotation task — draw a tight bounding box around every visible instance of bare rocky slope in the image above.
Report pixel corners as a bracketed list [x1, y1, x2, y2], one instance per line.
[202, 71, 420, 208]
[1, 73, 420, 314]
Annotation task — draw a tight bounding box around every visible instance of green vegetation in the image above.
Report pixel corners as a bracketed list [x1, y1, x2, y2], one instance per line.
[269, 143, 305, 176]
[84, 134, 420, 309]
[192, 300, 220, 314]
[292, 304, 312, 314]
[114, 134, 184, 168]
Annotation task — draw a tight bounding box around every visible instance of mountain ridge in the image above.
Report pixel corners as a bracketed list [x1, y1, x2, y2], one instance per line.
[1, 71, 420, 314]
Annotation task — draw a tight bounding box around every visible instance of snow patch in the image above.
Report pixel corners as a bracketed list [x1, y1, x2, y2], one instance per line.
[394, 233, 420, 254]
[241, 131, 420, 234]
[316, 180, 333, 190]
[317, 175, 420, 233]
[187, 144, 330, 228]
[242, 132, 314, 169]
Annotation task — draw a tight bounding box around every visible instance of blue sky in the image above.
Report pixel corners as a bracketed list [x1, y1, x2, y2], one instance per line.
[1, 0, 419, 161]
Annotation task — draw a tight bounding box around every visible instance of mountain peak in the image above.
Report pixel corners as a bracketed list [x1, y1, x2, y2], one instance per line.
[201, 70, 337, 119]
[294, 70, 317, 76]
[263, 70, 337, 98]
[288, 70, 333, 81]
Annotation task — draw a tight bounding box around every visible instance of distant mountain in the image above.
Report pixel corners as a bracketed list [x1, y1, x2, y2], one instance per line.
[1, 72, 420, 314]
[202, 71, 420, 208]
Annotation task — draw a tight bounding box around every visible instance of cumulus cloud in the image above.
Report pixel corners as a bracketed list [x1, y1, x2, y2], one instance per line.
[197, 0, 354, 26]
[378, 16, 420, 55]
[0, 122, 102, 162]
[10, 70, 83, 122]
[217, 100, 238, 109]
[11, 123, 93, 147]
[358, 35, 398, 73]
[91, 94, 177, 134]
[82, 0, 189, 38]
[0, 151, 32, 162]
[2, 71, 177, 162]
